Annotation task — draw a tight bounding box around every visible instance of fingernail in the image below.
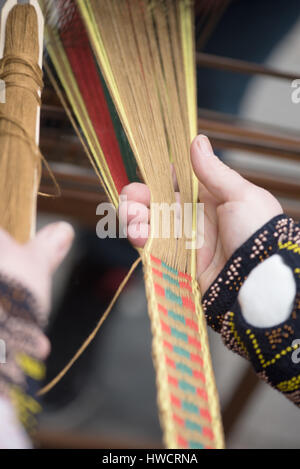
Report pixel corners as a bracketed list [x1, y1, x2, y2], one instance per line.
[49, 222, 74, 257]
[197, 135, 214, 156]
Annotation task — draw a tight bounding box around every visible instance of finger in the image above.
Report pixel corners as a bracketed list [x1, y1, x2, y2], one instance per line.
[127, 222, 149, 248]
[191, 135, 251, 203]
[32, 222, 74, 274]
[121, 183, 151, 207]
[119, 200, 150, 225]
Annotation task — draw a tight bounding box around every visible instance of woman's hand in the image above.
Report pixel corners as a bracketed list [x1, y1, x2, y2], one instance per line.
[0, 221, 74, 449]
[0, 222, 74, 315]
[119, 135, 283, 294]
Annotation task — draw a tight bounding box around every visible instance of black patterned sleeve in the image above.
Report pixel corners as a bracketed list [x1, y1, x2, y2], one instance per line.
[0, 274, 47, 435]
[202, 214, 300, 406]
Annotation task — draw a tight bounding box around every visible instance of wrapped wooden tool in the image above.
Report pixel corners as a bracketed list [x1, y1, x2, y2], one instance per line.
[0, 0, 44, 242]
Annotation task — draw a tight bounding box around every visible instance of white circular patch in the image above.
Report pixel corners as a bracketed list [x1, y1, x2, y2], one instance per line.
[238, 254, 296, 328]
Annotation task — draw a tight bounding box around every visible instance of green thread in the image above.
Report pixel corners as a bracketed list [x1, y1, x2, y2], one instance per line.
[166, 288, 182, 306]
[186, 419, 202, 434]
[168, 309, 185, 324]
[176, 362, 192, 376]
[179, 379, 195, 393]
[163, 273, 179, 287]
[171, 327, 187, 342]
[174, 345, 190, 359]
[182, 400, 198, 414]
[162, 261, 178, 276]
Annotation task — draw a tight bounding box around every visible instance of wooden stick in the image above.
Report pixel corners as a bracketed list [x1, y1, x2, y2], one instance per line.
[0, 1, 43, 242]
[196, 52, 300, 82]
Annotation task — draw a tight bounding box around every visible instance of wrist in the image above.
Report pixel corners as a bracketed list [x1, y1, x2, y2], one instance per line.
[0, 273, 48, 435]
[202, 214, 292, 332]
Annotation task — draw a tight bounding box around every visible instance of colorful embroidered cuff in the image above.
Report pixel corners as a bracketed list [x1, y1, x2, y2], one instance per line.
[202, 214, 292, 333]
[221, 244, 300, 407]
[0, 273, 47, 434]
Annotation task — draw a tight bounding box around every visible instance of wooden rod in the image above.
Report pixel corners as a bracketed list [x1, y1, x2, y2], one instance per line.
[196, 52, 299, 82]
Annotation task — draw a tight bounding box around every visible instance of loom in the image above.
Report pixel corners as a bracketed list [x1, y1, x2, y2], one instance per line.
[0, 0, 225, 449]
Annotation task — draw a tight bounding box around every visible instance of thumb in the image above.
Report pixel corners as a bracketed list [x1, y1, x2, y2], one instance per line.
[33, 222, 74, 273]
[191, 135, 250, 203]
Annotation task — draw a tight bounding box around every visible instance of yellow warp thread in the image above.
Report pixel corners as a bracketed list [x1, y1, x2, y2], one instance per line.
[43, 60, 113, 205]
[43, 19, 119, 208]
[16, 353, 46, 381]
[43, 0, 224, 449]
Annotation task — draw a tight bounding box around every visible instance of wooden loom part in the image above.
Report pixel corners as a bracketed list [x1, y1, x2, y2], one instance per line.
[0, 1, 44, 242]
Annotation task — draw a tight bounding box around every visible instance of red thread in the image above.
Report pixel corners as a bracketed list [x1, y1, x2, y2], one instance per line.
[200, 408, 212, 422]
[158, 303, 168, 315]
[168, 375, 178, 387]
[150, 255, 161, 265]
[163, 340, 173, 351]
[203, 427, 214, 441]
[186, 318, 198, 331]
[160, 319, 171, 335]
[197, 388, 208, 401]
[173, 413, 184, 426]
[190, 353, 203, 366]
[155, 283, 165, 298]
[171, 394, 181, 408]
[193, 370, 206, 382]
[179, 281, 192, 292]
[177, 435, 188, 448]
[152, 267, 163, 278]
[178, 271, 192, 282]
[165, 356, 175, 369]
[182, 296, 196, 312]
[60, 10, 128, 193]
[188, 336, 201, 350]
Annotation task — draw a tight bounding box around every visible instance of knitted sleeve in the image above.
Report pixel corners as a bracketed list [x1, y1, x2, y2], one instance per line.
[202, 214, 300, 407]
[0, 273, 47, 437]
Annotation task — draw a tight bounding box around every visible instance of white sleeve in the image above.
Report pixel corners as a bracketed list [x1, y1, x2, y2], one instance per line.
[0, 396, 32, 449]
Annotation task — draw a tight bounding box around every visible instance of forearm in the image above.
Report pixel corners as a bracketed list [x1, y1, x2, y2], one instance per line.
[0, 274, 48, 449]
[0, 397, 32, 449]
